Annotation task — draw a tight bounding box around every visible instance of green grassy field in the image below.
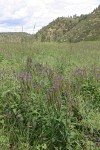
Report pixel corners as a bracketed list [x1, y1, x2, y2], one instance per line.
[0, 41, 100, 150]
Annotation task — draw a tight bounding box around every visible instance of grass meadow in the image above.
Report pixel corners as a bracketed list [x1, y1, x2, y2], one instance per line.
[0, 41, 100, 150]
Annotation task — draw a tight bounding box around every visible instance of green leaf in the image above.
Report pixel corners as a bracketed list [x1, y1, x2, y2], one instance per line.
[42, 143, 47, 149]
[13, 108, 17, 114]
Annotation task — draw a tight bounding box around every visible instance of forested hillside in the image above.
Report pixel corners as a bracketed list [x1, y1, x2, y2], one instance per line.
[34, 5, 100, 42]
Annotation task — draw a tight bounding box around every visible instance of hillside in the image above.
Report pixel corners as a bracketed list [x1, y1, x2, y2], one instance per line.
[34, 17, 79, 42]
[34, 5, 100, 42]
[0, 32, 32, 43]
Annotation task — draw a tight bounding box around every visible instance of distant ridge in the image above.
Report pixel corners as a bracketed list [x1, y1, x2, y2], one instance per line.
[0, 32, 31, 42]
[34, 5, 100, 42]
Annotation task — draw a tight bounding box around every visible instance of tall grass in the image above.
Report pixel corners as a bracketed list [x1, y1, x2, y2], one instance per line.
[0, 41, 100, 149]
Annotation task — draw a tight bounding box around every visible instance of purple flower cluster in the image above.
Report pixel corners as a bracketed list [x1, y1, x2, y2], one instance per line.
[19, 72, 32, 93]
[74, 67, 87, 79]
[19, 72, 32, 81]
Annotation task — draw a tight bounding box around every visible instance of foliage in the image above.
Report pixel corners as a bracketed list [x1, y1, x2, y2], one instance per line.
[0, 41, 100, 149]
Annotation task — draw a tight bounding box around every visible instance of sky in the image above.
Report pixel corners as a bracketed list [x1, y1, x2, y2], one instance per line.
[0, 0, 99, 34]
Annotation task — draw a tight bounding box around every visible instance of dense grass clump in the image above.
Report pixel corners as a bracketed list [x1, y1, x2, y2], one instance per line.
[0, 41, 100, 150]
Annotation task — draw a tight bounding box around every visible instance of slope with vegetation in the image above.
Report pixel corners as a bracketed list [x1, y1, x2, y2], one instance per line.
[34, 5, 100, 42]
[34, 17, 79, 42]
[0, 32, 32, 43]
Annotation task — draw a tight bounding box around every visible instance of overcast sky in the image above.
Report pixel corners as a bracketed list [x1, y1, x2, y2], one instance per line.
[0, 0, 99, 34]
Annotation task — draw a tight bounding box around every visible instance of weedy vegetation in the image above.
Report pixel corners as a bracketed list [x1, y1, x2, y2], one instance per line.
[0, 41, 100, 150]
